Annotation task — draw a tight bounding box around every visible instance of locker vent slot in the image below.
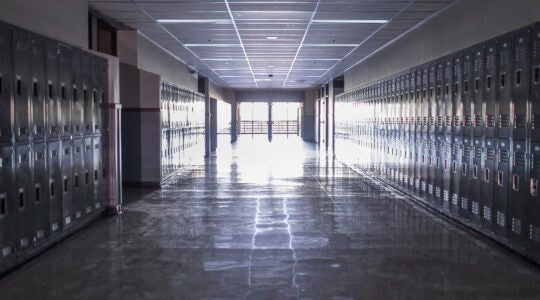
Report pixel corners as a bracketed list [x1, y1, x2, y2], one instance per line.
[512, 218, 522, 234]
[464, 115, 472, 127]
[474, 147, 482, 159]
[474, 115, 483, 127]
[443, 189, 449, 202]
[486, 148, 495, 160]
[461, 197, 468, 209]
[428, 184, 433, 195]
[497, 211, 506, 227]
[445, 116, 451, 126]
[514, 152, 525, 167]
[533, 154, 540, 170]
[435, 186, 441, 198]
[51, 222, 59, 232]
[2, 246, 12, 257]
[463, 146, 471, 157]
[485, 115, 495, 127]
[515, 115, 526, 128]
[499, 149, 509, 163]
[530, 225, 540, 242]
[472, 201, 479, 215]
[452, 194, 459, 206]
[0, 194, 6, 216]
[483, 206, 492, 220]
[533, 115, 540, 130]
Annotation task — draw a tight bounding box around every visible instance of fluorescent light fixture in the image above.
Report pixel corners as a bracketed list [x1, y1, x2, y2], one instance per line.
[255, 79, 272, 81]
[184, 44, 240, 47]
[156, 19, 231, 24]
[312, 19, 388, 24]
[266, 36, 278, 40]
[267, 65, 276, 68]
[304, 43, 358, 47]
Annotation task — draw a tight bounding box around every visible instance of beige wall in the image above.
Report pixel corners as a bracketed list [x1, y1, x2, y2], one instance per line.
[0, 0, 88, 48]
[345, 0, 540, 91]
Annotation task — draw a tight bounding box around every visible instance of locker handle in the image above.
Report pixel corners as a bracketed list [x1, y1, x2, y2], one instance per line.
[19, 188, 25, 209]
[50, 181, 55, 198]
[497, 171, 503, 187]
[484, 168, 490, 183]
[0, 194, 6, 216]
[531, 178, 538, 196]
[33, 81, 38, 98]
[35, 184, 41, 203]
[500, 73, 506, 88]
[0, 76, 2, 94]
[461, 163, 467, 176]
[512, 175, 519, 191]
[473, 165, 478, 179]
[16, 78, 22, 96]
[515, 70, 521, 86]
[534, 67, 539, 84]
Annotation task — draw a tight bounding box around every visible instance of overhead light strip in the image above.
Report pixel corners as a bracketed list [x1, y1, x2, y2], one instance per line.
[157, 19, 231, 24]
[312, 20, 388, 24]
[282, 0, 321, 88]
[314, 0, 415, 84]
[224, 0, 259, 88]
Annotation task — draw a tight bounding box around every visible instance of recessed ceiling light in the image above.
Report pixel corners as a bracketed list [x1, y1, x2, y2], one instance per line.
[267, 65, 276, 68]
[266, 36, 278, 40]
[312, 20, 388, 24]
[156, 19, 231, 24]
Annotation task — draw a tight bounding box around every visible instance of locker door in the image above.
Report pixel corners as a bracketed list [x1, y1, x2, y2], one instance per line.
[29, 35, 46, 141]
[435, 62, 445, 135]
[0, 23, 13, 144]
[60, 139, 73, 228]
[92, 57, 103, 135]
[530, 25, 540, 141]
[481, 138, 496, 229]
[13, 29, 31, 143]
[472, 45, 485, 137]
[494, 139, 510, 237]
[14, 144, 34, 253]
[434, 134, 445, 206]
[452, 54, 463, 137]
[71, 138, 85, 221]
[484, 42, 498, 138]
[450, 136, 462, 215]
[0, 145, 16, 262]
[84, 137, 94, 215]
[497, 36, 513, 139]
[81, 53, 93, 135]
[511, 29, 531, 141]
[58, 44, 72, 139]
[470, 138, 483, 224]
[462, 52, 473, 137]
[459, 137, 472, 220]
[509, 140, 529, 245]
[45, 40, 60, 140]
[47, 141, 62, 236]
[443, 59, 453, 136]
[32, 143, 48, 244]
[528, 142, 540, 255]
[71, 48, 83, 137]
[99, 135, 108, 209]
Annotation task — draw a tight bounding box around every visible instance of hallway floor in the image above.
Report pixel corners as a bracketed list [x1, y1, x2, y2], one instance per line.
[1, 136, 540, 299]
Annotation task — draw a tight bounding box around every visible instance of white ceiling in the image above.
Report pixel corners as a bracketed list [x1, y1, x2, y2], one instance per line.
[89, 0, 455, 89]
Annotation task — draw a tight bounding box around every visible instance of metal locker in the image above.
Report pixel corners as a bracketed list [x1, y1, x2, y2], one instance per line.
[93, 137, 102, 210]
[83, 137, 94, 215]
[443, 58, 453, 136]
[452, 54, 463, 137]
[497, 36, 513, 139]
[98, 135, 108, 209]
[45, 40, 60, 140]
[32, 143, 48, 244]
[92, 57, 103, 135]
[428, 65, 437, 135]
[472, 45, 485, 137]
[494, 139, 510, 237]
[462, 51, 474, 137]
[71, 48, 83, 137]
[427, 134, 438, 204]
[71, 138, 85, 221]
[0, 145, 16, 262]
[60, 139, 73, 228]
[484, 42, 497, 138]
[450, 137, 462, 215]
[435, 62, 445, 135]
[508, 140, 529, 245]
[58, 44, 72, 139]
[47, 140, 63, 235]
[530, 25, 540, 142]
[29, 34, 46, 141]
[14, 144, 34, 253]
[421, 67, 429, 134]
[459, 137, 473, 219]
[13, 29, 31, 143]
[81, 53, 93, 135]
[99, 58, 108, 135]
[528, 141, 540, 254]
[470, 137, 484, 224]
[481, 137, 496, 229]
[434, 134, 446, 207]
[0, 23, 13, 144]
[511, 28, 531, 141]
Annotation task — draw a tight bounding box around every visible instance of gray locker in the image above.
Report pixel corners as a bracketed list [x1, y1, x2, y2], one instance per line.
[472, 45, 485, 137]
[459, 137, 473, 219]
[428, 65, 436, 135]
[84, 137, 94, 215]
[484, 43, 497, 138]
[32, 143, 48, 244]
[29, 35, 46, 141]
[98, 135, 108, 209]
[71, 48, 83, 137]
[531, 25, 540, 142]
[462, 52, 473, 137]
[47, 140, 62, 236]
[481, 137, 496, 229]
[509, 140, 529, 244]
[470, 137, 483, 224]
[71, 138, 85, 221]
[494, 139, 510, 237]
[14, 144, 34, 253]
[0, 23, 13, 145]
[450, 136, 462, 215]
[0, 145, 16, 262]
[511, 29, 530, 141]
[92, 57, 106, 134]
[93, 137, 102, 210]
[45, 40, 60, 140]
[443, 59, 453, 136]
[58, 44, 72, 138]
[60, 139, 73, 228]
[528, 141, 540, 254]
[13, 29, 31, 143]
[81, 53, 93, 135]
[497, 36, 513, 139]
[452, 54, 463, 137]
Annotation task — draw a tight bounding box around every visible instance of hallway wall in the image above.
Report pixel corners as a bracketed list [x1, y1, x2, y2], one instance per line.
[345, 0, 540, 90]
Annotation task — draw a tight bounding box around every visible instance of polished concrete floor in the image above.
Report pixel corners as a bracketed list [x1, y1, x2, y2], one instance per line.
[1, 135, 540, 299]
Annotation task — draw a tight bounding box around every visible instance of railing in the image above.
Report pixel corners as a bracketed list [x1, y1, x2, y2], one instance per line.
[272, 120, 299, 135]
[240, 120, 300, 135]
[240, 120, 268, 134]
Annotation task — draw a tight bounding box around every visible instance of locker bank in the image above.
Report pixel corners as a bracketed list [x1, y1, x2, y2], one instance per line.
[1, 0, 540, 298]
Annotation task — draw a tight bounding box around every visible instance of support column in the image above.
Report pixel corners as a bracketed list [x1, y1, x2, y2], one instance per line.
[268, 101, 273, 141]
[210, 98, 217, 152]
[231, 100, 238, 143]
[204, 78, 211, 157]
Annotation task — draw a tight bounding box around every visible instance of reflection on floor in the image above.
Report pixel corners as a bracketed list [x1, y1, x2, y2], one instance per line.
[1, 135, 540, 299]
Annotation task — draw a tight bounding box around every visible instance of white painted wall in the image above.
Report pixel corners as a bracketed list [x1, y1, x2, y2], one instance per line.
[345, 0, 540, 91]
[0, 0, 88, 48]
